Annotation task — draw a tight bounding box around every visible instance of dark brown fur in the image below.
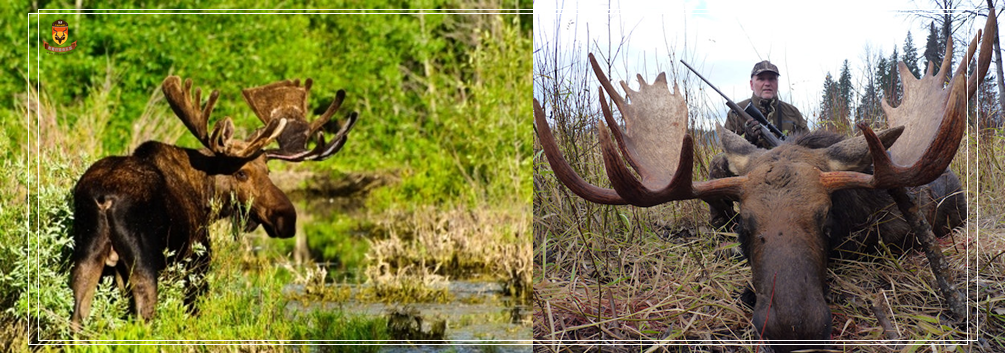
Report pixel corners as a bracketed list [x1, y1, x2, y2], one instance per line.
[69, 141, 296, 331]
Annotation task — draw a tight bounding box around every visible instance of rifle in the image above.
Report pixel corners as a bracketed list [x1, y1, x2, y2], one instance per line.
[679, 60, 785, 147]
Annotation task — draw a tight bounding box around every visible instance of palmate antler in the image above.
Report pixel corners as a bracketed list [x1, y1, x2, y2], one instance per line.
[534, 53, 744, 207]
[162, 76, 287, 159]
[241, 79, 359, 162]
[822, 10, 996, 191]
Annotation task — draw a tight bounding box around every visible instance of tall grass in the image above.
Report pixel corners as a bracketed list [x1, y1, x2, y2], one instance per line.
[532, 21, 1004, 353]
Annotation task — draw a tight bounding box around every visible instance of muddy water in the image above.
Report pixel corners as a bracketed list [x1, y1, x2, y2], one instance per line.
[285, 281, 532, 351]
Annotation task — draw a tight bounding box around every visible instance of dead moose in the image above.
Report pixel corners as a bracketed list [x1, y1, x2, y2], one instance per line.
[69, 76, 358, 330]
[534, 14, 995, 352]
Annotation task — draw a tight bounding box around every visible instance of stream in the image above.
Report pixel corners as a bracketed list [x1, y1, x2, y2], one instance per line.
[285, 281, 532, 351]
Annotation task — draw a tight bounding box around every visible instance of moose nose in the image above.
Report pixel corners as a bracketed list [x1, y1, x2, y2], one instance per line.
[272, 213, 296, 238]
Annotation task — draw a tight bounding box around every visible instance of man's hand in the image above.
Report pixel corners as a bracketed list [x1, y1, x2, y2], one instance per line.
[743, 119, 762, 143]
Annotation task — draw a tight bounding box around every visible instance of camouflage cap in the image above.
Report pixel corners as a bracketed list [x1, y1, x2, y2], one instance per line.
[751, 60, 780, 77]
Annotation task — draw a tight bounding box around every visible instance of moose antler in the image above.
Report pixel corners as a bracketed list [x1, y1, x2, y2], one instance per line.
[822, 10, 996, 191]
[535, 54, 744, 207]
[162, 76, 287, 159]
[241, 78, 358, 162]
[538, 13, 993, 207]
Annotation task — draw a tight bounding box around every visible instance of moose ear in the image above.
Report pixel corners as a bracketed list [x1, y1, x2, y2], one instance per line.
[717, 123, 763, 175]
[209, 117, 236, 153]
[824, 126, 904, 172]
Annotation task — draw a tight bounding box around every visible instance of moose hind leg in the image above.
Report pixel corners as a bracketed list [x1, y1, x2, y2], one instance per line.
[70, 244, 109, 332]
[113, 243, 159, 322]
[110, 232, 160, 322]
[129, 266, 159, 322]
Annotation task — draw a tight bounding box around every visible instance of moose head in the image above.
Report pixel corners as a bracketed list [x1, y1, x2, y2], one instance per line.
[161, 76, 359, 238]
[534, 13, 993, 351]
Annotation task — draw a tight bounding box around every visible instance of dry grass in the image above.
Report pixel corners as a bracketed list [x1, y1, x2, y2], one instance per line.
[364, 205, 532, 303]
[532, 123, 1005, 352]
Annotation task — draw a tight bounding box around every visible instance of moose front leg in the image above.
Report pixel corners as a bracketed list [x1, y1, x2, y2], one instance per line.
[886, 187, 966, 318]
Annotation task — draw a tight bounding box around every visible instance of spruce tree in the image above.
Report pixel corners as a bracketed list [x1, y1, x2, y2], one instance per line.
[886, 48, 901, 107]
[820, 72, 837, 121]
[902, 31, 922, 79]
[838, 60, 853, 119]
[923, 21, 944, 76]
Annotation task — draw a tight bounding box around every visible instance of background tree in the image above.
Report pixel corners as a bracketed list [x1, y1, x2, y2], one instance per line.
[818, 72, 851, 133]
[855, 47, 884, 128]
[881, 48, 902, 107]
[983, 0, 1005, 128]
[911, 0, 973, 79]
[902, 30, 923, 79]
[924, 21, 945, 75]
[838, 59, 853, 118]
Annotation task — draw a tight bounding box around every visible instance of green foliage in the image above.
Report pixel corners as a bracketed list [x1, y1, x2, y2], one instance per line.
[7, 1, 531, 345]
[22, 5, 531, 209]
[305, 217, 371, 281]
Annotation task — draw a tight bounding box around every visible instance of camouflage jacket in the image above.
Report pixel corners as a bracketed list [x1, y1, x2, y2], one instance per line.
[725, 94, 808, 149]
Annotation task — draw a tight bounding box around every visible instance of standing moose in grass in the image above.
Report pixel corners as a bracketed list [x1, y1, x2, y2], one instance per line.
[534, 13, 995, 353]
[69, 75, 358, 331]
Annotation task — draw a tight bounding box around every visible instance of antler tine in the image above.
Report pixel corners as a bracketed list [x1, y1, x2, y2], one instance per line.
[533, 98, 626, 205]
[236, 117, 288, 158]
[308, 111, 357, 161]
[162, 76, 219, 149]
[968, 9, 997, 97]
[588, 54, 636, 170]
[311, 89, 346, 135]
[208, 116, 235, 153]
[266, 111, 358, 162]
[302, 111, 357, 161]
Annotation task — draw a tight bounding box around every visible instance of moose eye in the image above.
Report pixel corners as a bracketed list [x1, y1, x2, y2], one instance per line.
[234, 170, 248, 181]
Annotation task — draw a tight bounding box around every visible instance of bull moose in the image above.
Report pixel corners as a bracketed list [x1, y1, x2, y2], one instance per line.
[69, 76, 358, 331]
[534, 13, 995, 352]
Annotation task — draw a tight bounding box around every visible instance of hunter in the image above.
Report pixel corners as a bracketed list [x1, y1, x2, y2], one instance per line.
[709, 60, 808, 231]
[724, 60, 808, 148]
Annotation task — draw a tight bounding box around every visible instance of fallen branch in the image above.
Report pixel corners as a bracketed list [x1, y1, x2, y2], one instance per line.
[887, 187, 967, 318]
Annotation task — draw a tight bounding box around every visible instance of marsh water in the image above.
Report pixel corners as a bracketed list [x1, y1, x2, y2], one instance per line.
[285, 281, 532, 351]
[280, 174, 532, 351]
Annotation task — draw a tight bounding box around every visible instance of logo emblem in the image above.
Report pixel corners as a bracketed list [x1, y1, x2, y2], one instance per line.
[44, 19, 77, 54]
[52, 19, 68, 45]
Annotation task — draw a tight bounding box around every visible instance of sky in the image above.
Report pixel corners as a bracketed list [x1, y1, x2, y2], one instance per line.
[533, 0, 995, 129]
